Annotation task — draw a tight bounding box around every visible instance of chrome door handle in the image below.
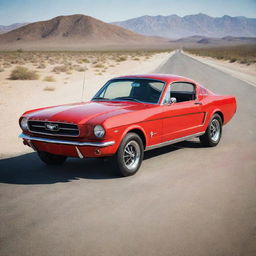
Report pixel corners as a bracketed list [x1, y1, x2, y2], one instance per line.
[194, 102, 202, 105]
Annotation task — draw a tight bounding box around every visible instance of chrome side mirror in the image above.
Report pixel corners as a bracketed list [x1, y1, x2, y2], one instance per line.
[170, 97, 177, 104]
[163, 97, 177, 105]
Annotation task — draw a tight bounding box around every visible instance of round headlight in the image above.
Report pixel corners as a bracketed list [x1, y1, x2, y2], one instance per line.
[94, 125, 105, 138]
[20, 117, 28, 131]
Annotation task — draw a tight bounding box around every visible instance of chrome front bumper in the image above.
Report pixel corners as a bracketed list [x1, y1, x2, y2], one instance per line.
[19, 133, 115, 147]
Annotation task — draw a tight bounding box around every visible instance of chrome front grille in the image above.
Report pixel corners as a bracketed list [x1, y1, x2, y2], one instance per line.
[28, 121, 79, 137]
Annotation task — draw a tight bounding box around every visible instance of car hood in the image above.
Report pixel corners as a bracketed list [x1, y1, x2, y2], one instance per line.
[26, 101, 147, 124]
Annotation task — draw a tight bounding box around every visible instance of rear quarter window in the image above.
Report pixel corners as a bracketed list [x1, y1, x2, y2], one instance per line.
[200, 87, 209, 96]
[171, 82, 195, 93]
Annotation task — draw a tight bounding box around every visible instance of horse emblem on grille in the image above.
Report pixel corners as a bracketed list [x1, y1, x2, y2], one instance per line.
[45, 123, 59, 131]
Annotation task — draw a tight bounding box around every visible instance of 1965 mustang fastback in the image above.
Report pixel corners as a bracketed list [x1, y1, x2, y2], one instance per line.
[19, 74, 236, 176]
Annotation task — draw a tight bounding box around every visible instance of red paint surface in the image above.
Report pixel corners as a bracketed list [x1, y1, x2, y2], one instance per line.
[20, 74, 237, 157]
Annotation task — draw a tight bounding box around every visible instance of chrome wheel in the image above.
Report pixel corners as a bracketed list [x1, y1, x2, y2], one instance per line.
[123, 140, 141, 170]
[200, 113, 222, 147]
[210, 119, 220, 142]
[114, 133, 144, 177]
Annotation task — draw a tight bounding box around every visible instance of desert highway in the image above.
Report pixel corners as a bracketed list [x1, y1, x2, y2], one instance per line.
[0, 52, 255, 256]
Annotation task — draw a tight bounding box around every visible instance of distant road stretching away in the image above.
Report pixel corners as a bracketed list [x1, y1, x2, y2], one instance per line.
[0, 52, 255, 256]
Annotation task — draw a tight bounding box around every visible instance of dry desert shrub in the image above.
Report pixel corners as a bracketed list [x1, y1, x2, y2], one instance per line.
[3, 62, 11, 68]
[76, 59, 83, 64]
[186, 45, 256, 65]
[37, 63, 46, 69]
[94, 63, 105, 68]
[81, 58, 90, 63]
[10, 66, 39, 80]
[48, 59, 57, 65]
[229, 58, 237, 63]
[52, 65, 70, 73]
[0, 50, 169, 79]
[44, 85, 56, 91]
[77, 67, 86, 72]
[10, 59, 20, 64]
[43, 76, 56, 82]
[17, 60, 26, 65]
[116, 56, 127, 62]
[72, 64, 86, 72]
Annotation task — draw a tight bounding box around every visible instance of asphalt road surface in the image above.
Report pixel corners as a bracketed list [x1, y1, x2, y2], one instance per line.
[0, 52, 255, 256]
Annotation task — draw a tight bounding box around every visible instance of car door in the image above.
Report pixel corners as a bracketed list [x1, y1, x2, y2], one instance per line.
[161, 82, 205, 142]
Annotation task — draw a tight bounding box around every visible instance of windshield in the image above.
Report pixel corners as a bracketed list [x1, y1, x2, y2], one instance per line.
[92, 78, 165, 104]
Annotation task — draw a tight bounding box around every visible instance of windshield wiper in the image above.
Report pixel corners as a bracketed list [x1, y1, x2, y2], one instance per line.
[92, 97, 109, 101]
[112, 97, 142, 103]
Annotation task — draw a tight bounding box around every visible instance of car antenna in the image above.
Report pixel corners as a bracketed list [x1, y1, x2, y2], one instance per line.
[81, 66, 86, 102]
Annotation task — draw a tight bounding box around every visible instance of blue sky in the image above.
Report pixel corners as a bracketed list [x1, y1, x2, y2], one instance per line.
[0, 0, 255, 25]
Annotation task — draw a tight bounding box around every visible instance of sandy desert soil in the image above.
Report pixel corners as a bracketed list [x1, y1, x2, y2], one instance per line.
[0, 51, 173, 158]
[185, 51, 256, 87]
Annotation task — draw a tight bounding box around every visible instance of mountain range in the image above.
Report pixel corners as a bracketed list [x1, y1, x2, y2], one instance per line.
[0, 15, 168, 50]
[112, 13, 256, 39]
[0, 14, 255, 50]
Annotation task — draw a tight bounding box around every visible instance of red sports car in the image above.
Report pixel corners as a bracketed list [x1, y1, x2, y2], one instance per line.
[19, 74, 236, 176]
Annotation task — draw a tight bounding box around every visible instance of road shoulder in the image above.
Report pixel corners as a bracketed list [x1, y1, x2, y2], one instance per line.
[184, 51, 256, 87]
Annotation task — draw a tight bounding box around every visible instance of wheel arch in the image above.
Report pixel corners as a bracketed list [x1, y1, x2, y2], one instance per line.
[213, 110, 224, 124]
[203, 109, 224, 131]
[120, 126, 147, 149]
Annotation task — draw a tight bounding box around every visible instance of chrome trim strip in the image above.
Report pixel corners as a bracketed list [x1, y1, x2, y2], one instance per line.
[19, 133, 115, 147]
[202, 112, 208, 125]
[31, 124, 46, 128]
[75, 146, 84, 159]
[31, 124, 78, 131]
[27, 130, 80, 137]
[28, 120, 77, 125]
[145, 132, 205, 151]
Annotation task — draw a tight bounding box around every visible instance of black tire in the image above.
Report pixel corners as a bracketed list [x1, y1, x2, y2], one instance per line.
[38, 151, 67, 165]
[113, 133, 144, 177]
[200, 113, 222, 147]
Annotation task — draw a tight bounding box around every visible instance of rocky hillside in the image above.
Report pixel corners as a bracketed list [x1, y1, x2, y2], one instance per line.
[0, 23, 28, 34]
[0, 15, 168, 50]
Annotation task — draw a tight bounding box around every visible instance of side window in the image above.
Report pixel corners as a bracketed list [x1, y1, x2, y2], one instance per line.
[170, 82, 196, 103]
[200, 87, 208, 96]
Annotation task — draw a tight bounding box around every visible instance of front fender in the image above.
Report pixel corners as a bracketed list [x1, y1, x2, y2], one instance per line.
[107, 124, 147, 154]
